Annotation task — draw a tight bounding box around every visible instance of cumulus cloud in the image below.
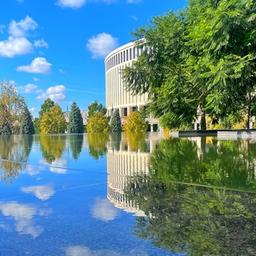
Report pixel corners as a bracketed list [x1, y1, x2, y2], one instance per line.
[21, 185, 55, 201]
[17, 57, 52, 74]
[91, 198, 119, 222]
[9, 16, 37, 37]
[57, 0, 86, 9]
[24, 83, 38, 93]
[0, 37, 33, 58]
[86, 33, 118, 58]
[0, 201, 49, 238]
[34, 39, 48, 48]
[37, 85, 66, 102]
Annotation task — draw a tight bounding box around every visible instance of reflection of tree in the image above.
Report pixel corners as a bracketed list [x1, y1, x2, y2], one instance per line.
[0, 135, 33, 181]
[69, 134, 84, 159]
[87, 133, 109, 159]
[39, 135, 66, 163]
[125, 138, 256, 256]
[109, 133, 121, 151]
[124, 132, 147, 152]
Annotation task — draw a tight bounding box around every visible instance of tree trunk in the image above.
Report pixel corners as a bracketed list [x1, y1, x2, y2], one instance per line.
[247, 93, 251, 130]
[201, 111, 206, 131]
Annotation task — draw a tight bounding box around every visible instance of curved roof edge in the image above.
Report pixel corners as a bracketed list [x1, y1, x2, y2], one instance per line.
[104, 39, 144, 63]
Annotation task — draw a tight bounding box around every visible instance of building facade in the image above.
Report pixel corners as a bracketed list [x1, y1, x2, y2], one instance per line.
[105, 41, 159, 132]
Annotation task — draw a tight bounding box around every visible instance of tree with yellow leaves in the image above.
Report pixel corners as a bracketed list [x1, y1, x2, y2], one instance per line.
[40, 104, 67, 134]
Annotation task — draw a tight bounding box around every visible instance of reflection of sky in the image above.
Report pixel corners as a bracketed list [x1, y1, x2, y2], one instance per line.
[0, 135, 176, 256]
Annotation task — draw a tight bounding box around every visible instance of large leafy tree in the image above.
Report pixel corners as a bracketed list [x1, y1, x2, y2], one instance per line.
[123, 0, 256, 130]
[87, 112, 110, 133]
[123, 111, 147, 133]
[40, 104, 67, 134]
[68, 102, 84, 134]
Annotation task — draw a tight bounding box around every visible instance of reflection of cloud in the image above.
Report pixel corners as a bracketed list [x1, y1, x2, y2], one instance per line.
[49, 159, 67, 174]
[65, 246, 148, 256]
[21, 185, 55, 201]
[24, 164, 40, 176]
[0, 202, 50, 238]
[91, 199, 118, 222]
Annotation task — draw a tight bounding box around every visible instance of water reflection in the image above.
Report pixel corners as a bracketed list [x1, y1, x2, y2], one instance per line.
[0, 135, 33, 181]
[123, 137, 256, 255]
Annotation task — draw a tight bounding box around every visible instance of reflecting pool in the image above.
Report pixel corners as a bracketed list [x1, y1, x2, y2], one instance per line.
[0, 134, 255, 255]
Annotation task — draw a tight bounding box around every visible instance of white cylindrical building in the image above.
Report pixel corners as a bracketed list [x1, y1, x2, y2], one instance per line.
[105, 41, 159, 131]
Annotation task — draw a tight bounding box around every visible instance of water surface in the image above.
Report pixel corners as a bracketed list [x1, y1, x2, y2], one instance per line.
[0, 134, 255, 256]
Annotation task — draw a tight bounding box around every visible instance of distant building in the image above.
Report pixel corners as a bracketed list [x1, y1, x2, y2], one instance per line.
[105, 40, 160, 132]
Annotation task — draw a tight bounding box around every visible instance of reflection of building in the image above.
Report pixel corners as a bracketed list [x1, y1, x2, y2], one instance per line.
[106, 133, 161, 215]
[105, 41, 160, 132]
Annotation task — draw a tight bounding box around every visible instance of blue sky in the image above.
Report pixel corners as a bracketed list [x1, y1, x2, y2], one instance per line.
[0, 0, 187, 117]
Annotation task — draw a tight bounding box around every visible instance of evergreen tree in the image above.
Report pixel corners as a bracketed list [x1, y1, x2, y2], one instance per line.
[110, 109, 122, 132]
[20, 106, 35, 135]
[68, 102, 84, 134]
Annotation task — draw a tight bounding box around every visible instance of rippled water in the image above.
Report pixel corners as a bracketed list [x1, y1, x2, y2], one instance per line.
[0, 134, 255, 256]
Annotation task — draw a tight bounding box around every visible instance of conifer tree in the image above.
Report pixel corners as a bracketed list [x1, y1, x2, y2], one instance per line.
[20, 106, 35, 135]
[110, 109, 122, 132]
[68, 102, 84, 134]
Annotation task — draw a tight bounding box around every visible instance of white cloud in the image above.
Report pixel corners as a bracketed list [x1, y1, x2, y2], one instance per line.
[0, 37, 33, 58]
[17, 57, 52, 74]
[34, 39, 49, 48]
[91, 198, 119, 222]
[65, 246, 148, 256]
[0, 201, 49, 238]
[9, 16, 37, 38]
[37, 85, 66, 102]
[21, 185, 55, 201]
[24, 83, 38, 93]
[86, 33, 118, 58]
[57, 0, 86, 9]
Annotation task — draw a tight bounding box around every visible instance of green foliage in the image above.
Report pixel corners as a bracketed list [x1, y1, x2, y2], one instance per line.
[123, 111, 147, 133]
[20, 106, 35, 135]
[40, 104, 67, 134]
[123, 1, 256, 130]
[39, 98, 55, 118]
[33, 118, 40, 134]
[87, 112, 110, 133]
[125, 138, 256, 255]
[87, 101, 107, 118]
[68, 102, 84, 134]
[0, 81, 32, 135]
[110, 109, 122, 132]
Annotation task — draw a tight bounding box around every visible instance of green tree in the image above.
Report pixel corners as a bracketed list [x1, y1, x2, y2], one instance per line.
[33, 118, 40, 134]
[110, 109, 122, 133]
[20, 106, 34, 135]
[123, 111, 147, 133]
[39, 98, 55, 118]
[87, 133, 109, 159]
[40, 104, 67, 134]
[87, 101, 107, 118]
[0, 103, 12, 135]
[87, 112, 110, 133]
[68, 102, 84, 134]
[123, 1, 256, 130]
